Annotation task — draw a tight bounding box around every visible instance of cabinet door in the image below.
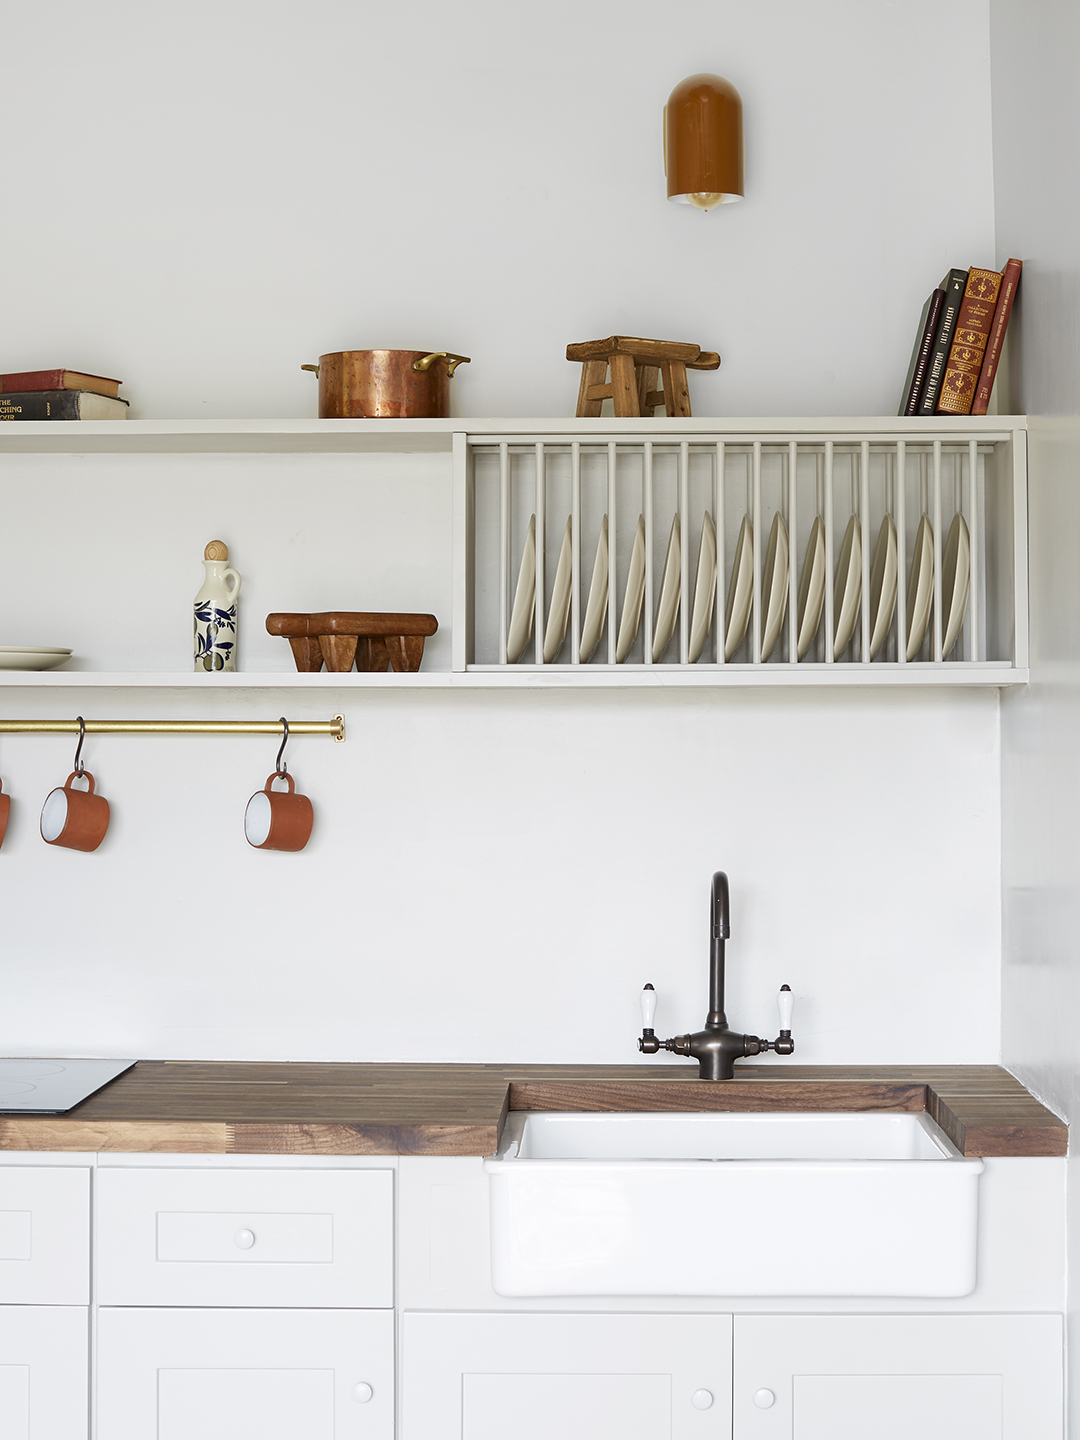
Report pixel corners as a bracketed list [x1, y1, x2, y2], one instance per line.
[403, 1311, 732, 1440]
[733, 1314, 1062, 1440]
[96, 1308, 393, 1439]
[0, 1166, 89, 1304]
[0, 1306, 88, 1439]
[95, 1166, 393, 1307]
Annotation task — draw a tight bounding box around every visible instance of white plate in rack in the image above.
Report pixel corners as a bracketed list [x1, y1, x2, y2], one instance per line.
[760, 512, 790, 662]
[796, 515, 826, 660]
[832, 513, 863, 657]
[941, 512, 971, 658]
[0, 646, 72, 671]
[651, 514, 682, 662]
[869, 514, 898, 659]
[688, 511, 717, 664]
[616, 515, 646, 663]
[580, 515, 609, 663]
[543, 517, 573, 664]
[906, 513, 934, 660]
[506, 515, 536, 663]
[724, 515, 754, 661]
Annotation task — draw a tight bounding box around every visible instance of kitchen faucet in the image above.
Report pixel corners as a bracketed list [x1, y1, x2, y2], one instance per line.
[638, 871, 795, 1080]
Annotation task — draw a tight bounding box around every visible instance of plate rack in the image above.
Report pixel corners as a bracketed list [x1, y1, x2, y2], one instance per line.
[458, 423, 1027, 685]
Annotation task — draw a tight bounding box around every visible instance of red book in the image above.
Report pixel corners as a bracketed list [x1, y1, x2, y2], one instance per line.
[971, 259, 1022, 416]
[936, 267, 1002, 414]
[0, 369, 122, 399]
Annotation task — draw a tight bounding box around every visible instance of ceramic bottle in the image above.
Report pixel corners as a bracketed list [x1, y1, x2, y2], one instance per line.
[194, 540, 241, 671]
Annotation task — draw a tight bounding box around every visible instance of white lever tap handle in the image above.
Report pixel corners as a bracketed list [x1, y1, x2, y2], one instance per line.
[641, 985, 657, 1029]
[777, 985, 794, 1032]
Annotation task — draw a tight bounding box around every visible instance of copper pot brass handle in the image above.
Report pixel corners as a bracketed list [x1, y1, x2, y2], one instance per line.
[301, 363, 320, 378]
[412, 352, 471, 377]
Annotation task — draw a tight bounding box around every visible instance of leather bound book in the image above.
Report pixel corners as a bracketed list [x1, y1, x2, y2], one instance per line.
[0, 390, 129, 420]
[971, 258, 1022, 416]
[899, 288, 946, 416]
[936, 267, 1003, 414]
[0, 369, 121, 399]
[917, 269, 968, 415]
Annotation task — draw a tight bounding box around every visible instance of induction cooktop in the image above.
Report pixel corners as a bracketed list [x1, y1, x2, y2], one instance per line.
[0, 1058, 136, 1113]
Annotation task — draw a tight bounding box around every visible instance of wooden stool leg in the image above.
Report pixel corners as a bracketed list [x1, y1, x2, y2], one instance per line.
[637, 365, 661, 415]
[608, 353, 641, 417]
[576, 359, 608, 418]
[660, 360, 693, 418]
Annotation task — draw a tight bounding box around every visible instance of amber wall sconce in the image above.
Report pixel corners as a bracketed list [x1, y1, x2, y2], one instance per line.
[664, 73, 744, 212]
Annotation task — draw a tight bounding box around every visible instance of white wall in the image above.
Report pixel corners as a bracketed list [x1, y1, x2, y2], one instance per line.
[0, 0, 994, 420]
[0, 0, 1009, 1068]
[991, 0, 1080, 1431]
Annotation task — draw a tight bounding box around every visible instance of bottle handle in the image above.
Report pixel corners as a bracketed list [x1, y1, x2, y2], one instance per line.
[223, 567, 242, 601]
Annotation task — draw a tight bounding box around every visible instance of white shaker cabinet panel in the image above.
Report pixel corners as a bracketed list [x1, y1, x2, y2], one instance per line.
[0, 1306, 89, 1439]
[95, 1166, 393, 1306]
[0, 1166, 89, 1305]
[96, 1308, 393, 1440]
[402, 1311, 732, 1440]
[733, 1313, 1063, 1440]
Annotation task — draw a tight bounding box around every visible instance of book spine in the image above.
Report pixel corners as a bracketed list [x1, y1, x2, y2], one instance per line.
[937, 267, 1003, 414]
[0, 370, 68, 394]
[918, 269, 968, 415]
[902, 289, 946, 416]
[971, 258, 1022, 416]
[0, 391, 87, 420]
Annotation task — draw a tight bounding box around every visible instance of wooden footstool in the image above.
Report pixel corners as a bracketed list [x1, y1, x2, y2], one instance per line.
[566, 336, 721, 418]
[266, 612, 438, 673]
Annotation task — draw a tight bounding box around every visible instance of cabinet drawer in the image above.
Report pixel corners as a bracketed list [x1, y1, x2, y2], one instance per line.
[0, 1166, 89, 1304]
[95, 1167, 393, 1307]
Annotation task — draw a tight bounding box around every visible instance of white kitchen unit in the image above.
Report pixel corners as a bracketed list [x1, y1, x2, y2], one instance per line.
[96, 1307, 394, 1439]
[402, 1311, 733, 1440]
[0, 1163, 90, 1304]
[732, 1313, 1063, 1438]
[0, 1304, 89, 1440]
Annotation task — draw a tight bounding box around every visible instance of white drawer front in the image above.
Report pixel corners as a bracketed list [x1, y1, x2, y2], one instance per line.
[0, 1167, 89, 1305]
[96, 1168, 393, 1307]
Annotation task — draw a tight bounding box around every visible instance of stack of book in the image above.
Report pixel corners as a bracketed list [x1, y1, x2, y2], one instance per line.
[0, 369, 128, 421]
[898, 260, 1022, 417]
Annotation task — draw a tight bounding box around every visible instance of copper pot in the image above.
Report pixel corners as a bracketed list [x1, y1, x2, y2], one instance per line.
[301, 349, 470, 419]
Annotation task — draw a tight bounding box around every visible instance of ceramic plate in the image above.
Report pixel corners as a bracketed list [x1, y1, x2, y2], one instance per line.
[906, 513, 934, 661]
[579, 515, 609, 663]
[651, 513, 682, 662]
[0, 646, 73, 671]
[724, 514, 754, 661]
[760, 512, 790, 662]
[506, 514, 536, 663]
[832, 513, 863, 657]
[868, 514, 898, 660]
[796, 515, 826, 661]
[688, 511, 717, 664]
[616, 515, 647, 663]
[543, 517, 574, 664]
[941, 511, 971, 657]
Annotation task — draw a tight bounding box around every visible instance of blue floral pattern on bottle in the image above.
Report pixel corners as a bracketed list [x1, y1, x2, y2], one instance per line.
[194, 602, 237, 671]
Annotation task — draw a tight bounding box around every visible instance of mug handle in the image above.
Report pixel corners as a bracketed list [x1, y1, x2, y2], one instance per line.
[65, 770, 95, 794]
[223, 567, 242, 600]
[265, 771, 295, 794]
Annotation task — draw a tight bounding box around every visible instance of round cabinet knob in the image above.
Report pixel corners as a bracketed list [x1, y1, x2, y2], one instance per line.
[753, 1388, 776, 1409]
[233, 1229, 256, 1250]
[691, 1389, 713, 1410]
[352, 1382, 373, 1404]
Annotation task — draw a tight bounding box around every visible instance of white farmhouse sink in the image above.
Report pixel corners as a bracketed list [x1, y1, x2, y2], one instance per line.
[484, 1111, 983, 1299]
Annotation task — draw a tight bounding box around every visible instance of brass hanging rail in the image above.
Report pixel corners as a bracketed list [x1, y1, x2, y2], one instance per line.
[0, 715, 346, 741]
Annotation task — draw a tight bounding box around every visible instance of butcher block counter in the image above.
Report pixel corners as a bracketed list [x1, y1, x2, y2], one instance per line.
[0, 1062, 1065, 1158]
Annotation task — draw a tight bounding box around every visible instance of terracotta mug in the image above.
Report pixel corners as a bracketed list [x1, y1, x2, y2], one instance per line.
[245, 771, 313, 852]
[40, 771, 110, 852]
[0, 777, 9, 850]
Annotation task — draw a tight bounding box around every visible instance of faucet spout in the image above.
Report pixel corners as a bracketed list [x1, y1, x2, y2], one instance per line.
[708, 870, 730, 1026]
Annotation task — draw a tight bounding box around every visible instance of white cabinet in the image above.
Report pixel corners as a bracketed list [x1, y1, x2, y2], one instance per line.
[733, 1314, 1063, 1439]
[402, 1311, 733, 1440]
[96, 1307, 393, 1439]
[95, 1166, 393, 1307]
[0, 1166, 89, 1304]
[0, 1305, 88, 1439]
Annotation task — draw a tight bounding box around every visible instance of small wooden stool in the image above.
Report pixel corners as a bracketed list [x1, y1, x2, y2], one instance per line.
[566, 335, 721, 418]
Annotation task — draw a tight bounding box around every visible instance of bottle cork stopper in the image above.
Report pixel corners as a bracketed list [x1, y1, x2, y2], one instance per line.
[204, 540, 229, 562]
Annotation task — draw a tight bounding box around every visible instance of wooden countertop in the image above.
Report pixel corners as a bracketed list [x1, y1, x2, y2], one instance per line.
[0, 1062, 1065, 1158]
